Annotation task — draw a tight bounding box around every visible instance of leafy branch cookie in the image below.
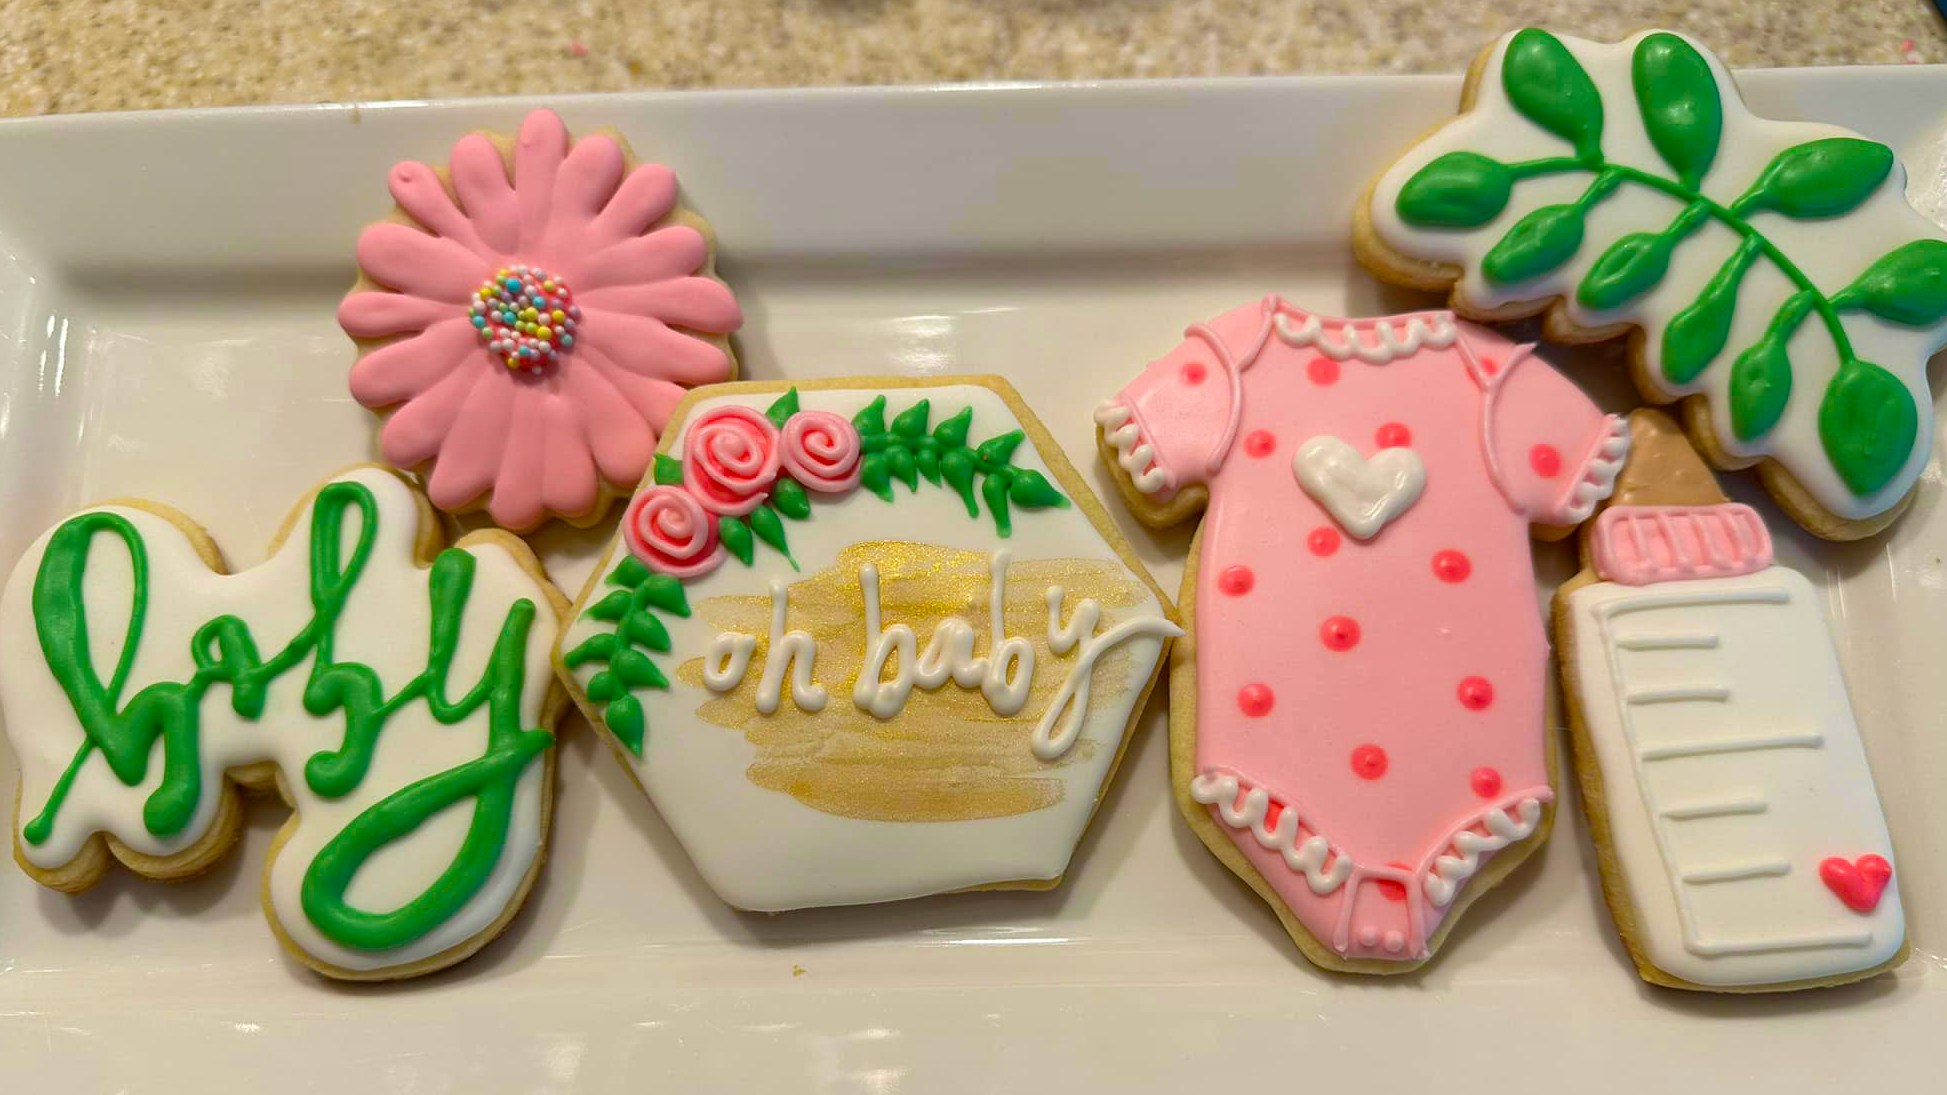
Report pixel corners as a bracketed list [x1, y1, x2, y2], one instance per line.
[1357, 28, 1947, 540]
[1, 467, 569, 980]
[555, 377, 1180, 911]
[1554, 410, 1905, 991]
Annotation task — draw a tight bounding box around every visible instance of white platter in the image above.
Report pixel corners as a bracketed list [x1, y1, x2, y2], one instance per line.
[2, 66, 1946, 1091]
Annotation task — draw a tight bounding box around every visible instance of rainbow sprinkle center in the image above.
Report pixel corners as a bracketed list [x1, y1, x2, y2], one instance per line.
[470, 265, 581, 373]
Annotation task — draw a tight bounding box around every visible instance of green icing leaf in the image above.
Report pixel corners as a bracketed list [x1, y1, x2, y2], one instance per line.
[1632, 32, 1721, 189]
[611, 648, 669, 690]
[1732, 138, 1893, 219]
[933, 406, 973, 448]
[719, 515, 754, 565]
[584, 588, 633, 623]
[1832, 239, 1947, 326]
[1008, 468, 1068, 509]
[748, 505, 794, 566]
[941, 447, 979, 516]
[763, 387, 801, 429]
[975, 430, 1024, 466]
[1661, 236, 1758, 385]
[637, 574, 690, 616]
[887, 445, 918, 491]
[891, 399, 930, 438]
[915, 444, 942, 485]
[980, 473, 1013, 537]
[562, 633, 616, 669]
[1394, 151, 1514, 228]
[771, 476, 811, 518]
[608, 556, 650, 589]
[621, 610, 671, 652]
[652, 454, 684, 486]
[1502, 28, 1604, 161]
[1820, 360, 1918, 496]
[1578, 230, 1673, 311]
[1729, 334, 1793, 441]
[587, 670, 622, 703]
[860, 451, 894, 501]
[861, 431, 893, 454]
[1481, 203, 1585, 285]
[605, 696, 645, 756]
[853, 395, 888, 434]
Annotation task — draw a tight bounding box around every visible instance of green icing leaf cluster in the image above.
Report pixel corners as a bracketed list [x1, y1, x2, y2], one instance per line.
[1393, 28, 1947, 497]
[561, 556, 689, 757]
[850, 394, 1068, 536]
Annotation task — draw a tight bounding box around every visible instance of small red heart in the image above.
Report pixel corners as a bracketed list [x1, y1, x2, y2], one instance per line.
[1819, 854, 1893, 913]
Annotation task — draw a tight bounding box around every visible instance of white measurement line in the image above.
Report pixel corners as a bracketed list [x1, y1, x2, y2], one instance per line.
[1681, 860, 1791, 884]
[1625, 684, 1731, 705]
[1616, 632, 1720, 651]
[1690, 931, 1875, 956]
[1639, 731, 1824, 761]
[1660, 798, 1768, 820]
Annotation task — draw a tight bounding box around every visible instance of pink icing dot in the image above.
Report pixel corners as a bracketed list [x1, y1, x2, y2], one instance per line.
[1244, 430, 1276, 458]
[1238, 683, 1275, 717]
[1351, 744, 1388, 780]
[1320, 615, 1360, 651]
[1308, 527, 1340, 556]
[1431, 549, 1471, 583]
[1307, 356, 1339, 386]
[1377, 862, 1412, 902]
[1457, 676, 1494, 711]
[1180, 361, 1207, 385]
[1530, 443, 1562, 478]
[1375, 422, 1411, 448]
[1471, 767, 1503, 798]
[1218, 565, 1255, 596]
[1478, 355, 1500, 377]
[1264, 799, 1284, 828]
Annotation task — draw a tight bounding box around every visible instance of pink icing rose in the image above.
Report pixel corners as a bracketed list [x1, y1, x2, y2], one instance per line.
[622, 486, 724, 578]
[778, 410, 863, 493]
[682, 405, 782, 516]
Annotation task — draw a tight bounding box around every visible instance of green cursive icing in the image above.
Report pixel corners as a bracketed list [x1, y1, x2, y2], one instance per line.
[24, 480, 553, 953]
[1394, 28, 1947, 497]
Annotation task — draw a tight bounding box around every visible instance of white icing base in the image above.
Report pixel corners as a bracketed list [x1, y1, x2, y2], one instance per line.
[1564, 567, 1903, 985]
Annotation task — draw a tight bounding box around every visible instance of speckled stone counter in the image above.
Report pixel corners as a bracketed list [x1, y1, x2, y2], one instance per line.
[3, 1, 1943, 117]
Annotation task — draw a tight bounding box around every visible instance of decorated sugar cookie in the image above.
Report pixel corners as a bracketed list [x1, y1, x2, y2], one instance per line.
[1357, 28, 1947, 541]
[1096, 298, 1625, 971]
[340, 107, 741, 533]
[1555, 409, 1904, 991]
[1, 468, 568, 980]
[556, 378, 1180, 911]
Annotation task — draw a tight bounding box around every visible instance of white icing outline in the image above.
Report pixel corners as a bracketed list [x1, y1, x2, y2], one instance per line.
[1093, 401, 1174, 494]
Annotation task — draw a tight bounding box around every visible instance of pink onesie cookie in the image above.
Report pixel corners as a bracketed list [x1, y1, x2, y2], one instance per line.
[1096, 297, 1626, 970]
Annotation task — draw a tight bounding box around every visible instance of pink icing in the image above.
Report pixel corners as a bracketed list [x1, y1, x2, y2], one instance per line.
[1105, 298, 1625, 961]
[779, 410, 864, 493]
[338, 108, 742, 530]
[1589, 504, 1774, 585]
[623, 485, 725, 578]
[682, 404, 782, 517]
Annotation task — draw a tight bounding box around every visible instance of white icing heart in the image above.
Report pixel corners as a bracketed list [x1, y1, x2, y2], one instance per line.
[1292, 435, 1425, 539]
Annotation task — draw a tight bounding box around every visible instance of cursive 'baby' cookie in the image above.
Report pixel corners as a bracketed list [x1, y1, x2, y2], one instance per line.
[1356, 28, 1947, 541]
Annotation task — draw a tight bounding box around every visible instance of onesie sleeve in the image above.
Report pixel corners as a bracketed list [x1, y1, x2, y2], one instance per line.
[1467, 329, 1628, 526]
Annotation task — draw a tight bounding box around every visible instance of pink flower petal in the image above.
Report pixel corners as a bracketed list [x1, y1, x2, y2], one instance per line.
[575, 309, 731, 386]
[449, 133, 520, 254]
[387, 161, 488, 257]
[487, 389, 550, 529]
[514, 109, 569, 254]
[551, 133, 625, 223]
[356, 222, 491, 303]
[580, 345, 688, 430]
[539, 395, 601, 517]
[560, 358, 656, 485]
[586, 163, 678, 249]
[380, 362, 484, 468]
[570, 226, 709, 291]
[338, 290, 452, 339]
[579, 277, 742, 333]
[348, 317, 480, 407]
[426, 367, 518, 512]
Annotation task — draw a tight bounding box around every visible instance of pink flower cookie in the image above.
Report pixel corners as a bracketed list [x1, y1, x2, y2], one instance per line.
[338, 108, 742, 533]
[1096, 296, 1626, 972]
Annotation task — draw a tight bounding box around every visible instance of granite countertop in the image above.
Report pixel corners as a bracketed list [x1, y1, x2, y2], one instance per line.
[6, 2, 1945, 117]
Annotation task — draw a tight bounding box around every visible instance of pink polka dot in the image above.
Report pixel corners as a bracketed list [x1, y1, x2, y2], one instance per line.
[1530, 443, 1562, 478]
[1218, 565, 1254, 596]
[1478, 355, 1500, 377]
[1377, 861, 1412, 902]
[1375, 422, 1411, 448]
[1180, 361, 1207, 385]
[1431, 549, 1471, 583]
[1471, 767, 1503, 798]
[1244, 430, 1276, 458]
[1308, 527, 1341, 556]
[1307, 356, 1340, 386]
[1264, 800, 1285, 828]
[1458, 676, 1494, 711]
[1321, 615, 1360, 651]
[1351, 744, 1388, 780]
[1238, 683, 1275, 717]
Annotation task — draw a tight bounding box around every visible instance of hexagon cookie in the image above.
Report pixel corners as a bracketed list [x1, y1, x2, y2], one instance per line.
[556, 377, 1180, 910]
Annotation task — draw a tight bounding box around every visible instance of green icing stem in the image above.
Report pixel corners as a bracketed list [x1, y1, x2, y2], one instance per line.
[1506, 155, 1859, 366]
[24, 481, 551, 954]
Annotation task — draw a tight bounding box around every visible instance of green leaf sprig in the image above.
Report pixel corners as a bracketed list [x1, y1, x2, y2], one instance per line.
[561, 556, 689, 756]
[850, 394, 1069, 536]
[1392, 28, 1947, 497]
